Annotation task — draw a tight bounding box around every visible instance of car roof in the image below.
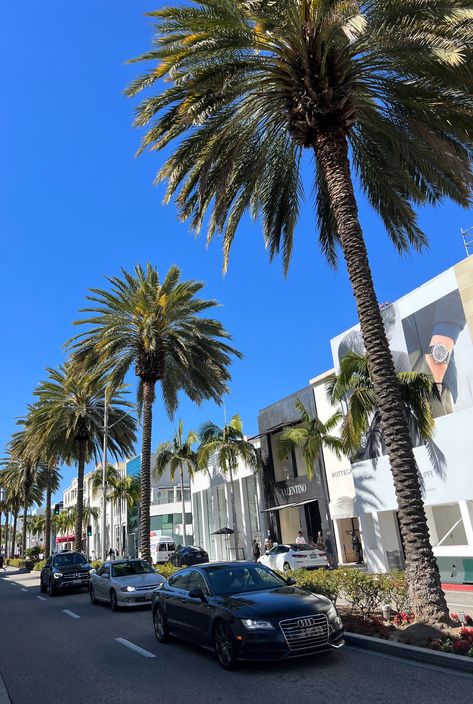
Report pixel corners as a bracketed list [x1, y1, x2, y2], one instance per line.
[109, 558, 149, 565]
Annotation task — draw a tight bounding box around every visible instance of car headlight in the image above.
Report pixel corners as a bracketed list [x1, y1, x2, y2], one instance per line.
[241, 619, 275, 630]
[120, 585, 136, 593]
[53, 572, 63, 579]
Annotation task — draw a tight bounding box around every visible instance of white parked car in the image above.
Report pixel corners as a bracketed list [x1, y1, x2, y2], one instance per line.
[258, 543, 328, 572]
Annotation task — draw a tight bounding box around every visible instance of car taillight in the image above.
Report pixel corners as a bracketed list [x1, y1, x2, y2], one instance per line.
[318, 552, 326, 556]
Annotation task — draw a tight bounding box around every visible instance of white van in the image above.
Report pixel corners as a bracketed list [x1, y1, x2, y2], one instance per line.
[151, 534, 176, 564]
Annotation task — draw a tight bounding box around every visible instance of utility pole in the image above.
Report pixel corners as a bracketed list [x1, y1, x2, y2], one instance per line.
[461, 226, 473, 257]
[102, 399, 108, 562]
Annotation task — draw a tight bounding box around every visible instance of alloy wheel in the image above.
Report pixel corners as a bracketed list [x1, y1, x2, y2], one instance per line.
[110, 590, 118, 611]
[153, 607, 170, 643]
[90, 585, 97, 604]
[214, 622, 236, 670]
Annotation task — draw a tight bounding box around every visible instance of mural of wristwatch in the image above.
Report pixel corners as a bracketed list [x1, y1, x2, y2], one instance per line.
[428, 343, 451, 365]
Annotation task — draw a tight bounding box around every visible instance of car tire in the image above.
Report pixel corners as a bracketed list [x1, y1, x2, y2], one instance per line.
[283, 562, 292, 573]
[90, 585, 97, 604]
[48, 580, 56, 597]
[40, 579, 47, 594]
[214, 621, 238, 670]
[110, 589, 119, 612]
[153, 606, 171, 643]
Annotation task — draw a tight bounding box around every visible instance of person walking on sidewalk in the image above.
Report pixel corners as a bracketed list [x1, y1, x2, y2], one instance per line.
[351, 531, 363, 564]
[252, 539, 261, 561]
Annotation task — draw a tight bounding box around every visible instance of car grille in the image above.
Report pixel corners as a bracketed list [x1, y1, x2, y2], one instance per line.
[279, 614, 329, 651]
[62, 571, 89, 581]
[135, 584, 161, 592]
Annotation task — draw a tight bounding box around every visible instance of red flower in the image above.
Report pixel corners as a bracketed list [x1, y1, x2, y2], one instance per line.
[451, 613, 459, 621]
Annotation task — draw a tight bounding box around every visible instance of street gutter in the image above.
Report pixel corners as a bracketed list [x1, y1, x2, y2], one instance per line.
[344, 632, 473, 675]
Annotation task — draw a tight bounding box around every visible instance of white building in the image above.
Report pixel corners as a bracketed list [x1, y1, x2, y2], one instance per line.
[191, 448, 263, 561]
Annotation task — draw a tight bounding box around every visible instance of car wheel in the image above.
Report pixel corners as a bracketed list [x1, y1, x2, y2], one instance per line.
[90, 585, 97, 604]
[214, 621, 238, 670]
[283, 562, 292, 573]
[40, 579, 47, 594]
[153, 606, 171, 643]
[110, 589, 119, 611]
[48, 580, 56, 597]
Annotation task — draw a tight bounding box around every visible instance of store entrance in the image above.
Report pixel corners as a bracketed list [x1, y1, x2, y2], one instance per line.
[304, 501, 322, 544]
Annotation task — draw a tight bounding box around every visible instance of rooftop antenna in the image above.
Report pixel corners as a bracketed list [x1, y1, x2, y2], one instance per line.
[461, 226, 473, 257]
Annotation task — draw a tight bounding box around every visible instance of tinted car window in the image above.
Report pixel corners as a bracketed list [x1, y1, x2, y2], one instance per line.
[98, 565, 110, 578]
[188, 570, 209, 595]
[289, 544, 316, 551]
[52, 553, 87, 568]
[112, 561, 154, 577]
[167, 543, 176, 551]
[168, 571, 191, 591]
[205, 565, 287, 595]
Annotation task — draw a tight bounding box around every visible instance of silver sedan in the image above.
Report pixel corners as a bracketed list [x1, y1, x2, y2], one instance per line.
[89, 559, 165, 611]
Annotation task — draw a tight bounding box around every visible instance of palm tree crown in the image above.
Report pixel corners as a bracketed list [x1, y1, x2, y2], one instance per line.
[127, 0, 471, 270]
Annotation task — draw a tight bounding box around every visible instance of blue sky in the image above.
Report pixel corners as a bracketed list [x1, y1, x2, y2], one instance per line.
[1, 1, 470, 504]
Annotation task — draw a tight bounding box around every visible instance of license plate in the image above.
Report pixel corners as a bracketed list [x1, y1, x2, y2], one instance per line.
[310, 554, 318, 558]
[73, 579, 82, 584]
[306, 626, 325, 636]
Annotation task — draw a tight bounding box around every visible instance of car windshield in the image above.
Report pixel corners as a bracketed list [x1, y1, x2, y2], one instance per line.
[53, 553, 87, 568]
[205, 564, 287, 595]
[289, 544, 316, 552]
[111, 561, 155, 578]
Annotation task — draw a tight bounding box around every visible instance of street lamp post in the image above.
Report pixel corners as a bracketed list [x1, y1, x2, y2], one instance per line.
[101, 400, 108, 562]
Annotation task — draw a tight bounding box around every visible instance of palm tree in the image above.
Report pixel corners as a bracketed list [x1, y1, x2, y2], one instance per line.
[31, 364, 136, 552]
[155, 420, 198, 548]
[327, 352, 440, 461]
[109, 476, 141, 555]
[126, 1, 472, 624]
[198, 415, 261, 559]
[0, 463, 26, 557]
[70, 263, 240, 563]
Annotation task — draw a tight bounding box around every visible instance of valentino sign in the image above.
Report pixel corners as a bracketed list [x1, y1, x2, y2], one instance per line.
[273, 476, 318, 506]
[281, 483, 307, 498]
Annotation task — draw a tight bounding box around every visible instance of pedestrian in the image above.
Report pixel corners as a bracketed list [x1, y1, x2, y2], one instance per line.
[0, 553, 4, 571]
[351, 531, 363, 564]
[264, 536, 273, 552]
[108, 547, 115, 561]
[296, 530, 305, 545]
[316, 530, 325, 550]
[252, 539, 261, 561]
[324, 535, 336, 569]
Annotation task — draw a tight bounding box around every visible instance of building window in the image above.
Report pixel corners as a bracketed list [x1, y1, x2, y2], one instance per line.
[245, 475, 260, 539]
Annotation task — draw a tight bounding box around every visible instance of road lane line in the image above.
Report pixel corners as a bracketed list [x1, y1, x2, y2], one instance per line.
[448, 603, 473, 610]
[62, 609, 80, 619]
[114, 638, 156, 658]
[36, 596, 47, 601]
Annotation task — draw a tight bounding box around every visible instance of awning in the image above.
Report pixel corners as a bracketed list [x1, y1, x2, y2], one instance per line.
[329, 496, 356, 519]
[56, 534, 75, 544]
[262, 498, 318, 513]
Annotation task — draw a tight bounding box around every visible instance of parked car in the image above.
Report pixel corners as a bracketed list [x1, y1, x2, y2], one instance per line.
[258, 543, 328, 572]
[169, 545, 209, 567]
[89, 559, 165, 611]
[40, 551, 92, 596]
[152, 536, 176, 565]
[151, 562, 344, 669]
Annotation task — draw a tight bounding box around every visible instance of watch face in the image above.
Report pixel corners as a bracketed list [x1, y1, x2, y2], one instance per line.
[431, 344, 449, 364]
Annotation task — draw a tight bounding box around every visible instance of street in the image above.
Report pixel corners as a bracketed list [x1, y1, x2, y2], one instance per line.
[0, 568, 472, 704]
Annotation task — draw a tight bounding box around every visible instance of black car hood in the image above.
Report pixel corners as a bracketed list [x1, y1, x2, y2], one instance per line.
[214, 586, 332, 619]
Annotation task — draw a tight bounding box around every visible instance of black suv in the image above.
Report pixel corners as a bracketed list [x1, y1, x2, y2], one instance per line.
[169, 545, 209, 567]
[40, 551, 92, 596]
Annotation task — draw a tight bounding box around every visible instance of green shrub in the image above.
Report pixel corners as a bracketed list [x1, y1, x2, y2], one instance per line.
[382, 570, 410, 613]
[25, 546, 42, 559]
[90, 560, 103, 570]
[6, 558, 25, 568]
[278, 568, 342, 606]
[33, 560, 46, 571]
[338, 568, 387, 616]
[155, 563, 179, 579]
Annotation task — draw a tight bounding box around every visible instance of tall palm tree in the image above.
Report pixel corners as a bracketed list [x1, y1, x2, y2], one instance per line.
[126, 1, 472, 624]
[70, 263, 240, 563]
[198, 415, 261, 559]
[155, 420, 198, 548]
[31, 364, 136, 552]
[109, 475, 141, 555]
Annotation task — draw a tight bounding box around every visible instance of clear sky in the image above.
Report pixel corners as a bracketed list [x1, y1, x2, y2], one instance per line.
[1, 2, 471, 504]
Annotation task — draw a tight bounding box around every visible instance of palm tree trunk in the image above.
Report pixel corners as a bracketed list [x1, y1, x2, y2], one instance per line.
[314, 129, 448, 625]
[22, 506, 28, 557]
[5, 511, 10, 560]
[44, 465, 53, 559]
[140, 380, 155, 564]
[181, 467, 186, 547]
[227, 463, 239, 560]
[74, 437, 87, 553]
[11, 505, 19, 558]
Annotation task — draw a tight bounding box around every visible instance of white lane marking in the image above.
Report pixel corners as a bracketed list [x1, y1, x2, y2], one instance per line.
[62, 609, 80, 619]
[21, 588, 28, 592]
[36, 596, 47, 601]
[114, 638, 156, 658]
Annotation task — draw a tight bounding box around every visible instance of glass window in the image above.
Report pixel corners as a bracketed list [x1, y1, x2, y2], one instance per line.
[188, 570, 209, 595]
[168, 570, 191, 591]
[217, 485, 227, 528]
[194, 492, 203, 546]
[245, 475, 260, 538]
[167, 489, 175, 503]
[112, 561, 154, 577]
[205, 564, 286, 595]
[98, 565, 110, 578]
[289, 543, 314, 552]
[53, 553, 87, 568]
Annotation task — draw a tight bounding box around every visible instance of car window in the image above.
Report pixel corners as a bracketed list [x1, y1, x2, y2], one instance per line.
[158, 544, 168, 552]
[168, 570, 191, 591]
[269, 546, 279, 554]
[112, 561, 155, 577]
[52, 553, 87, 568]
[276, 545, 289, 554]
[99, 565, 110, 578]
[188, 570, 209, 595]
[167, 543, 176, 551]
[289, 543, 315, 551]
[205, 564, 287, 595]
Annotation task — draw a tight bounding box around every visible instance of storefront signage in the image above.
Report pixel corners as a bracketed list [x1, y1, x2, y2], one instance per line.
[273, 476, 319, 506]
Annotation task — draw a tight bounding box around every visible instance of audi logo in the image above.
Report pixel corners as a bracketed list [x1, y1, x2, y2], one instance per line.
[297, 617, 317, 628]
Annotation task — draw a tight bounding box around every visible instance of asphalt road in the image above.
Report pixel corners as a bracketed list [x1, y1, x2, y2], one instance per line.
[1, 568, 472, 704]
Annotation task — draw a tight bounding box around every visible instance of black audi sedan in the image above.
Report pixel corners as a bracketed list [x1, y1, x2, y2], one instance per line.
[169, 545, 209, 567]
[151, 562, 344, 669]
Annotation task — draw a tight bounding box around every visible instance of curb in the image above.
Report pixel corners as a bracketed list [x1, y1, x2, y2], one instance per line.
[344, 632, 473, 675]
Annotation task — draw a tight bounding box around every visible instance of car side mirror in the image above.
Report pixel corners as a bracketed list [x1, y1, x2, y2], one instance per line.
[286, 577, 297, 586]
[189, 588, 207, 602]
[103, 573, 109, 579]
